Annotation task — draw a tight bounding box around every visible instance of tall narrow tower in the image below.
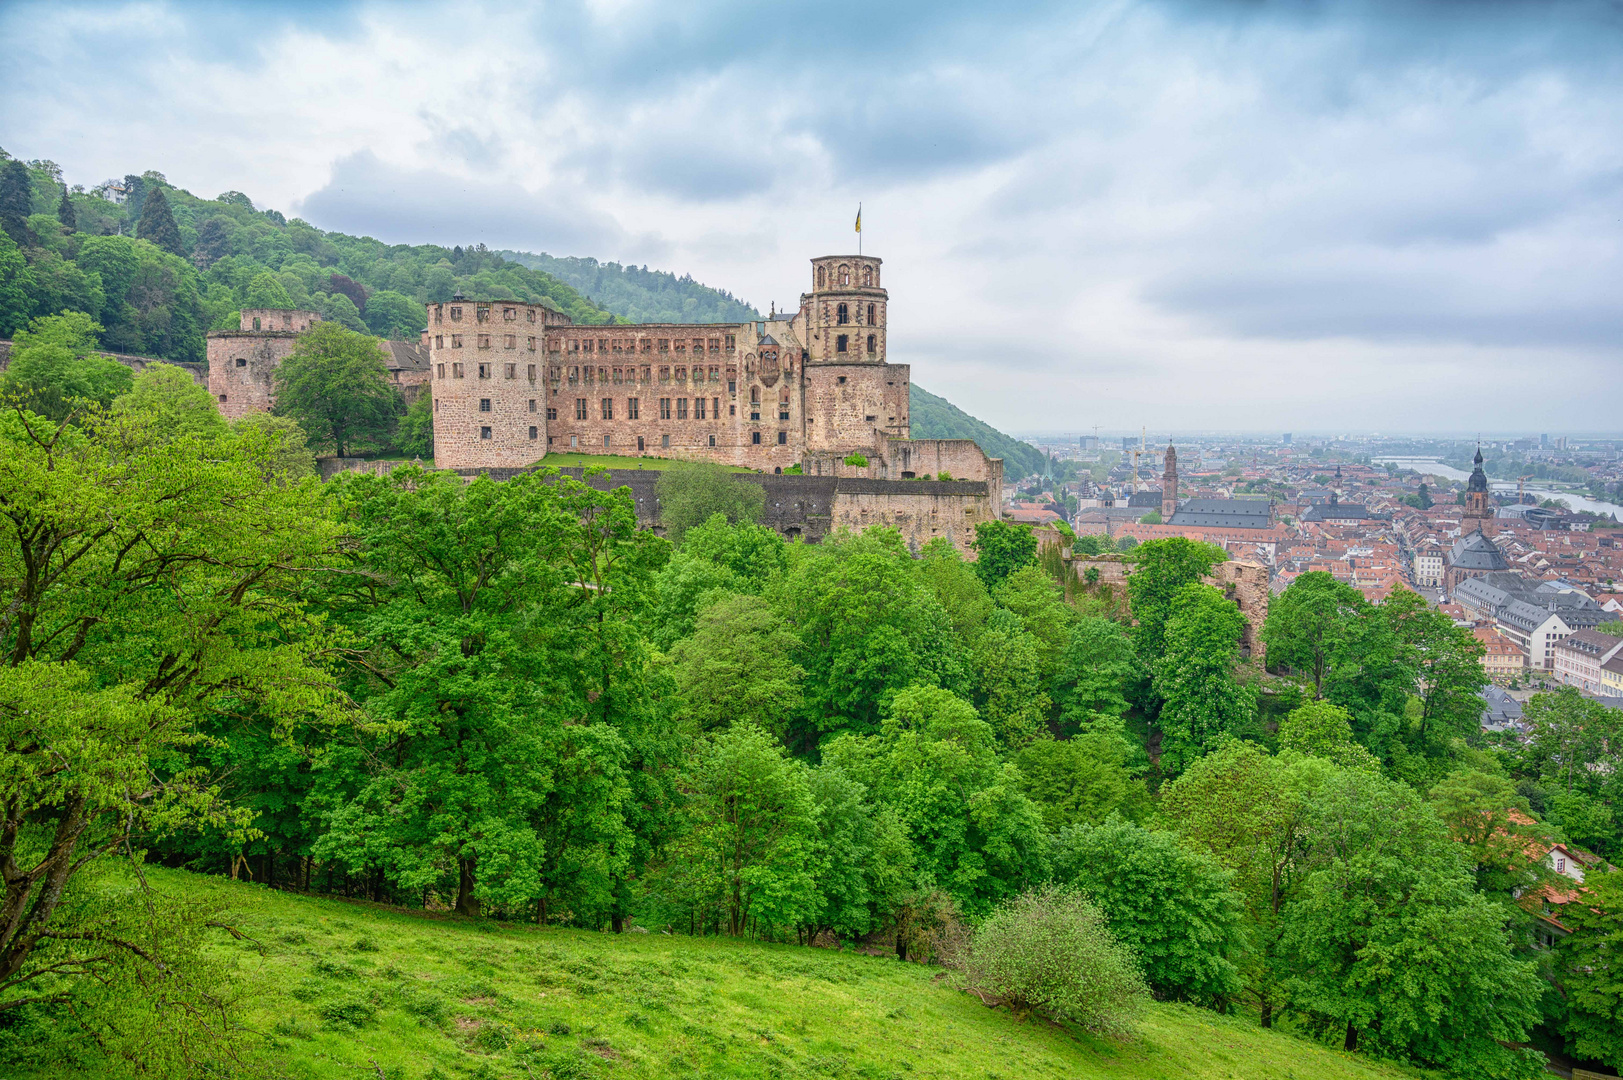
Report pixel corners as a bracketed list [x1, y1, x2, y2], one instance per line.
[1463, 444, 1493, 527]
[1161, 442, 1178, 520]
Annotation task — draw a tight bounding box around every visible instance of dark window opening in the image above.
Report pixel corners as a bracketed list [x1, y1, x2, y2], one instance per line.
[836, 334, 848, 353]
[480, 426, 492, 440]
[480, 398, 491, 412]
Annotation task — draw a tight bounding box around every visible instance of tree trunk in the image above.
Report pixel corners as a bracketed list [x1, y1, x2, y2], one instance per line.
[455, 856, 480, 916]
[1343, 1022, 1357, 1052]
[1259, 1001, 1272, 1028]
[611, 913, 623, 934]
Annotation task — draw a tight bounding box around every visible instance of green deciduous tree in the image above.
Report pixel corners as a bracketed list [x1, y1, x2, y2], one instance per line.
[395, 391, 433, 459]
[1260, 571, 1370, 700]
[363, 288, 428, 339]
[1281, 769, 1543, 1075]
[273, 320, 399, 456]
[970, 519, 1037, 590]
[1011, 724, 1149, 830]
[670, 593, 804, 739]
[1053, 615, 1143, 730]
[243, 271, 294, 309]
[0, 312, 132, 419]
[654, 462, 765, 544]
[1153, 583, 1254, 775]
[0, 402, 339, 1024]
[1052, 818, 1246, 1006]
[1126, 537, 1227, 660]
[112, 362, 227, 441]
[1383, 586, 1488, 753]
[1556, 867, 1623, 1072]
[1277, 700, 1380, 771]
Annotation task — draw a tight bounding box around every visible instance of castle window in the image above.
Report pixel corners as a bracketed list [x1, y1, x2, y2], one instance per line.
[867, 334, 876, 353]
[452, 335, 463, 349]
[713, 396, 720, 417]
[863, 267, 872, 286]
[602, 398, 613, 420]
[676, 367, 686, 382]
[638, 436, 646, 451]
[236, 357, 247, 367]
[575, 398, 588, 420]
[480, 399, 491, 412]
[778, 431, 787, 445]
[674, 342, 685, 354]
[710, 366, 719, 382]
[252, 316, 261, 330]
[659, 338, 669, 351]
[730, 404, 736, 416]
[725, 334, 735, 350]
[434, 399, 438, 412]
[836, 375, 846, 385]
[708, 338, 719, 354]
[528, 364, 536, 380]
[434, 308, 442, 325]
[435, 335, 444, 349]
[479, 363, 491, 379]
[694, 398, 706, 420]
[628, 398, 639, 420]
[752, 431, 762, 445]
[218, 394, 228, 403]
[839, 265, 850, 285]
[528, 336, 536, 351]
[480, 426, 492, 440]
[662, 434, 670, 449]
[837, 303, 849, 325]
[677, 398, 689, 420]
[865, 415, 876, 422]
[450, 307, 462, 321]
[868, 303, 876, 324]
[660, 398, 672, 420]
[547, 406, 557, 420]
[528, 309, 536, 322]
[571, 435, 578, 447]
[836, 335, 848, 352]
[751, 387, 760, 402]
[603, 435, 612, 447]
[476, 306, 489, 323]
[779, 407, 790, 420]
[530, 426, 538, 440]
[453, 363, 464, 378]
[504, 307, 515, 321]
[505, 363, 516, 379]
[709, 435, 715, 447]
[478, 335, 491, 350]
[817, 266, 826, 288]
[529, 399, 537, 412]
[729, 380, 737, 394]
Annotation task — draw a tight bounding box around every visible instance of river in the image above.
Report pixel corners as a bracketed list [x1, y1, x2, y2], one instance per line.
[1372, 457, 1622, 518]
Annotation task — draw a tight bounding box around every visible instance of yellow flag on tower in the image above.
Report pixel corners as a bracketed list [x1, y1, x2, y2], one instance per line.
[854, 206, 861, 233]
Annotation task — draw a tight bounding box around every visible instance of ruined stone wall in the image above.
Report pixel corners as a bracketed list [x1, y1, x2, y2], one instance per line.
[1208, 560, 1270, 661]
[207, 331, 301, 420]
[802, 362, 902, 455]
[829, 479, 994, 556]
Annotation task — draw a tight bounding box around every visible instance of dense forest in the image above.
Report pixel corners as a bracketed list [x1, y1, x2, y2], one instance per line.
[910, 384, 1048, 478]
[0, 151, 619, 363]
[498, 250, 760, 324]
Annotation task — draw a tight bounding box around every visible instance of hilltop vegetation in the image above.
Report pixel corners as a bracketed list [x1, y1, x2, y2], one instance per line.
[0, 153, 618, 364]
[498, 250, 760, 324]
[909, 385, 1047, 478]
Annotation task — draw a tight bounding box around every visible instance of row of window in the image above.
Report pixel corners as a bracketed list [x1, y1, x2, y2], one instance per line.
[433, 335, 536, 352]
[437, 305, 539, 325]
[834, 334, 878, 354]
[437, 362, 538, 380]
[833, 303, 879, 326]
[564, 366, 733, 387]
[561, 335, 734, 355]
[817, 264, 876, 288]
[467, 427, 789, 450]
[439, 396, 788, 424]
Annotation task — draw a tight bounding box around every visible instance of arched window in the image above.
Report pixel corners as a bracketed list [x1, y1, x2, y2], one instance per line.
[836, 302, 849, 325]
[867, 303, 876, 324]
[863, 267, 872, 286]
[839, 265, 851, 285]
[750, 386, 760, 403]
[817, 266, 826, 288]
[867, 334, 876, 354]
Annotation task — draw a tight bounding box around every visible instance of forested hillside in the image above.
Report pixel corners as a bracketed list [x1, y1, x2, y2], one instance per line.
[498, 249, 760, 324]
[910, 384, 1047, 478]
[0, 153, 618, 363]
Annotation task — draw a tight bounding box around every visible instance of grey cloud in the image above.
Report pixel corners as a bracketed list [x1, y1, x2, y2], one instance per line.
[294, 151, 626, 255]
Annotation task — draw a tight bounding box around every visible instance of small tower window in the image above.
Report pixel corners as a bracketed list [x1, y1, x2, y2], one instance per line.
[863, 267, 873, 286]
[868, 303, 876, 324]
[480, 426, 492, 440]
[837, 303, 849, 325]
[867, 334, 876, 354]
[529, 426, 538, 440]
[480, 399, 491, 412]
[836, 334, 848, 353]
[817, 266, 826, 289]
[252, 317, 261, 330]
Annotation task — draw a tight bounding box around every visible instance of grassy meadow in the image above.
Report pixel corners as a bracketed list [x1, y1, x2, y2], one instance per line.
[21, 869, 1433, 1080]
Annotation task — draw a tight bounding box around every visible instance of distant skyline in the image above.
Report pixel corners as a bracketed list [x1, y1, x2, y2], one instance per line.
[4, 0, 1620, 433]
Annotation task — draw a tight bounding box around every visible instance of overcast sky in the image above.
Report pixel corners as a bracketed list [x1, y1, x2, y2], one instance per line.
[4, 0, 1620, 436]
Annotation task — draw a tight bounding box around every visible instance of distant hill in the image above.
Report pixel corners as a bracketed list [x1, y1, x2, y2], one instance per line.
[498, 250, 759, 324]
[910, 384, 1046, 478]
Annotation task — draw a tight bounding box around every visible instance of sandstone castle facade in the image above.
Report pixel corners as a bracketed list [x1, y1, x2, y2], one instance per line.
[203, 253, 1005, 554]
[424, 254, 1001, 498]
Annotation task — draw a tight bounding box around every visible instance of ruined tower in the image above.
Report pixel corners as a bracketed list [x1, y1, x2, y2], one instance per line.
[1161, 442, 1178, 520]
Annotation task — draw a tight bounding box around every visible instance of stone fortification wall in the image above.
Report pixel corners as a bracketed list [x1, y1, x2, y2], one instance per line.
[426, 299, 556, 469]
[830, 479, 993, 555]
[207, 309, 322, 420]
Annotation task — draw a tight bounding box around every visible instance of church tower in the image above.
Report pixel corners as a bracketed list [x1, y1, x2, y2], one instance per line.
[1161, 442, 1178, 520]
[1463, 444, 1493, 527]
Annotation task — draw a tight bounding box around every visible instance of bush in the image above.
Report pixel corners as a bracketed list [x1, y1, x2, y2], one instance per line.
[968, 885, 1146, 1035]
[843, 453, 868, 467]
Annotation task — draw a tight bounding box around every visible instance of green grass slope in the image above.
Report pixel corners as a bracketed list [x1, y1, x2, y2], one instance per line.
[40, 869, 1423, 1080]
[909, 386, 1046, 480]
